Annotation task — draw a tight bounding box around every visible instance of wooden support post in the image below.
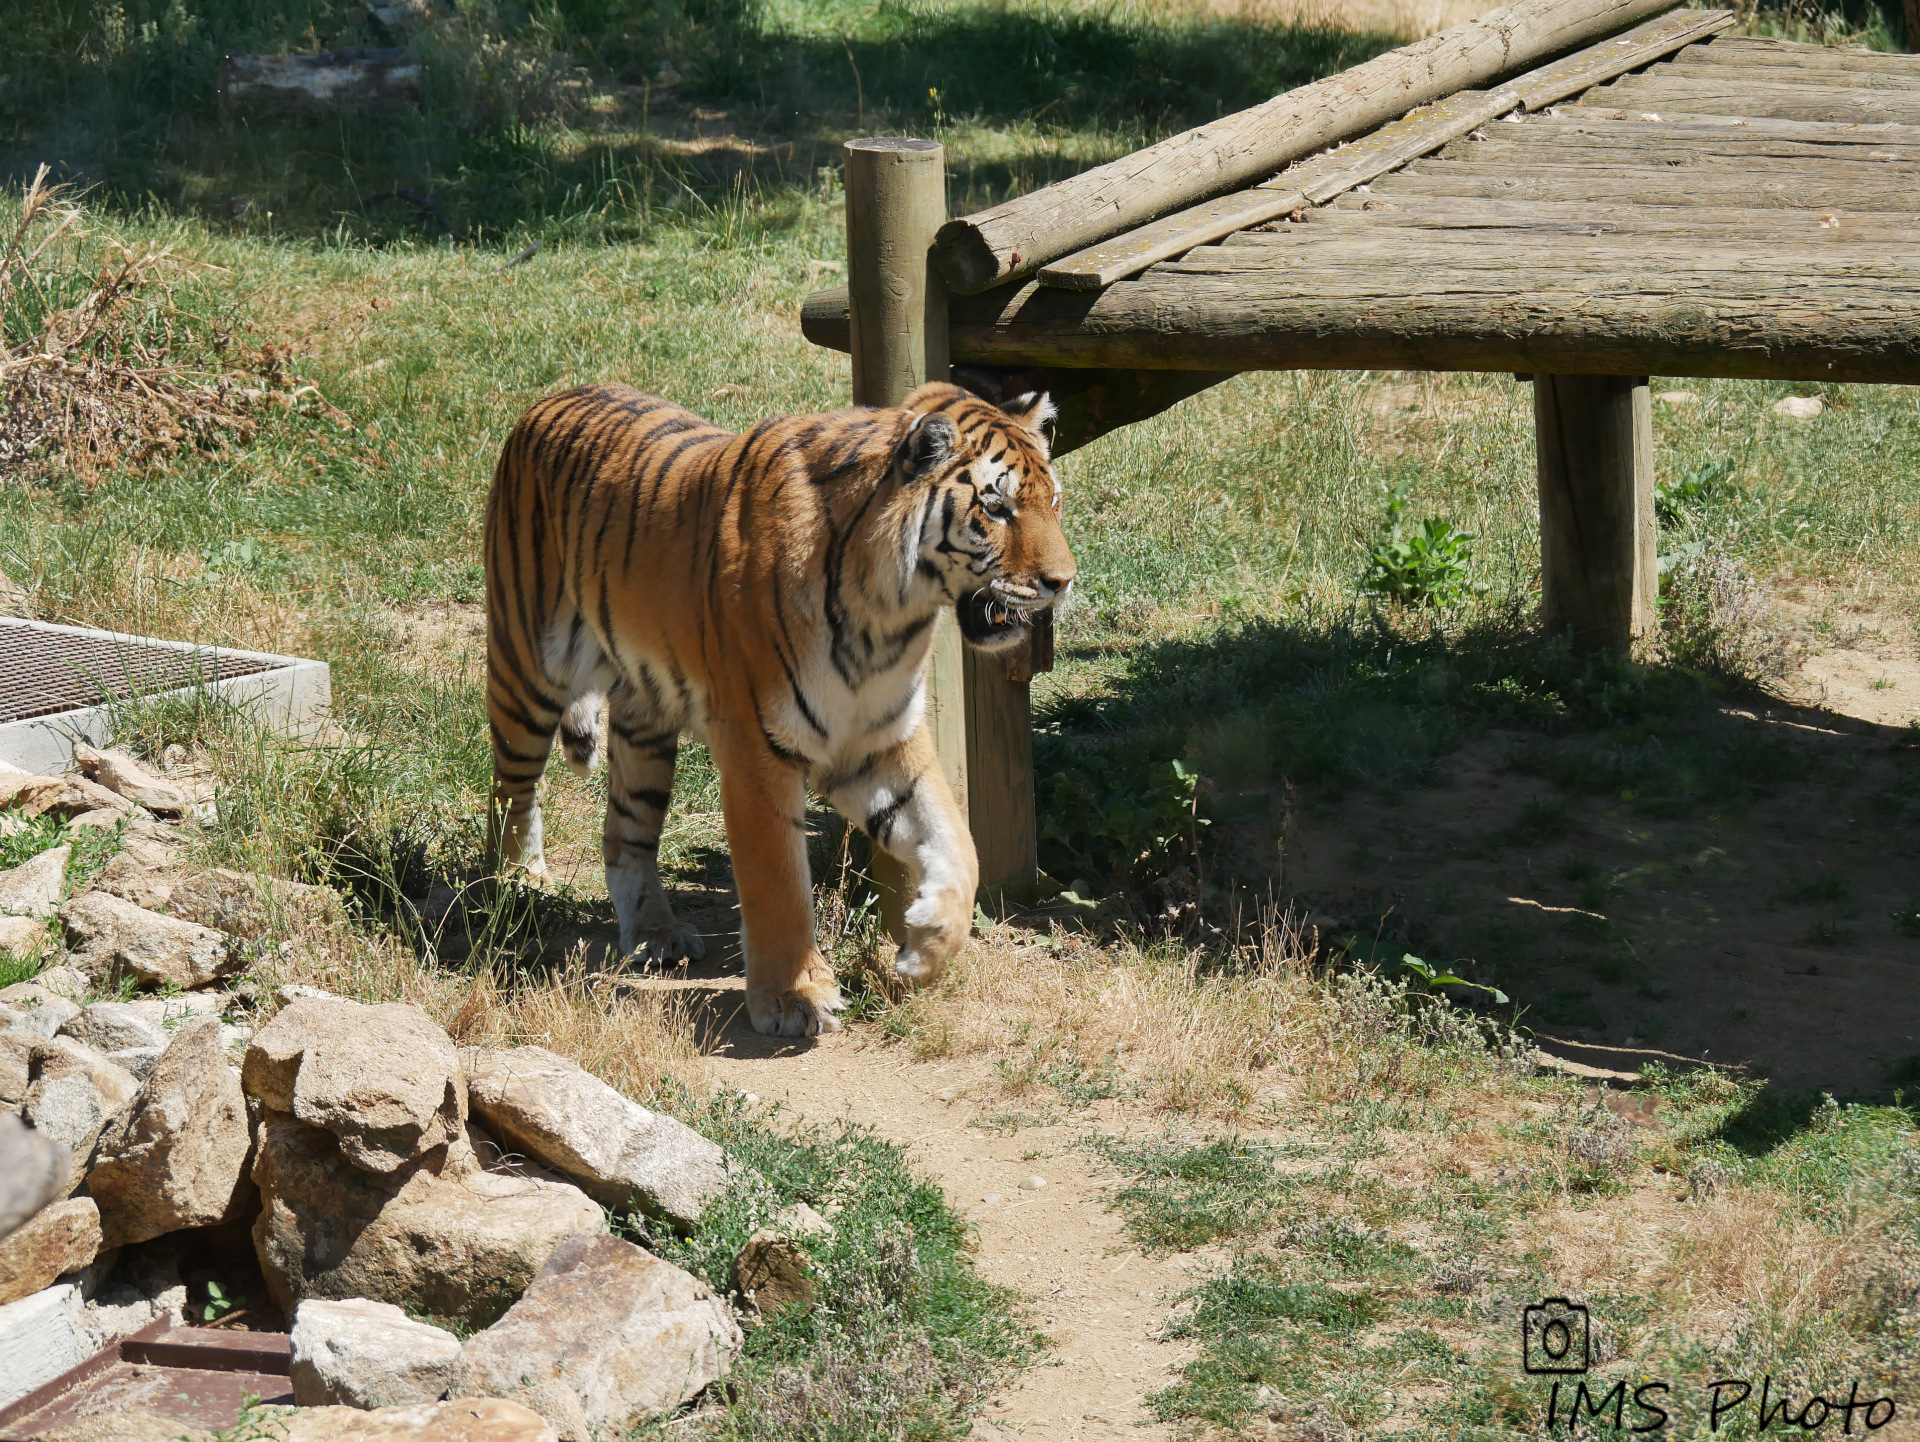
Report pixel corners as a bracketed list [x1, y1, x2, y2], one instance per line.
[1533, 373, 1657, 656]
[843, 137, 965, 937]
[965, 638, 1038, 898]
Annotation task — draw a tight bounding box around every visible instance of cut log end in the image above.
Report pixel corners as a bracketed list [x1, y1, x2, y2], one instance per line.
[932, 220, 1012, 295]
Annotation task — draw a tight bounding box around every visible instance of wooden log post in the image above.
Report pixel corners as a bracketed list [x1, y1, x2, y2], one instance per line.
[1533, 374, 1657, 655]
[843, 138, 967, 937]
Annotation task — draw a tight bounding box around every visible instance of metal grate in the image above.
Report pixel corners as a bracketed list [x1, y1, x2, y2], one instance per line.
[0, 626, 278, 724]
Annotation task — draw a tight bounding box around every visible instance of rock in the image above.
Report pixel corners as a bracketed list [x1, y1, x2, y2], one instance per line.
[90, 852, 176, 911]
[72, 1247, 187, 1353]
[0, 1198, 101, 1305]
[251, 1112, 603, 1329]
[0, 845, 68, 918]
[291, 1297, 463, 1408]
[279, 983, 342, 1005]
[106, 1046, 164, 1082]
[0, 1111, 70, 1236]
[62, 891, 234, 990]
[1, 990, 79, 1040]
[772, 1201, 833, 1238]
[1773, 394, 1824, 420]
[458, 1233, 740, 1438]
[1019, 1175, 1047, 1190]
[36, 1414, 215, 1442]
[0, 1033, 34, 1112]
[33, 966, 89, 1001]
[169, 868, 341, 940]
[281, 1398, 557, 1442]
[88, 1017, 253, 1248]
[731, 1229, 813, 1318]
[245, 998, 465, 1173]
[60, 1001, 169, 1054]
[0, 773, 137, 820]
[68, 806, 128, 830]
[22, 1037, 139, 1170]
[0, 914, 47, 957]
[71, 744, 211, 816]
[463, 1046, 728, 1227]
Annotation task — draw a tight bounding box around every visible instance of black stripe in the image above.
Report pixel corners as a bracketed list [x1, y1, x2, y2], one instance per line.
[865, 781, 918, 846]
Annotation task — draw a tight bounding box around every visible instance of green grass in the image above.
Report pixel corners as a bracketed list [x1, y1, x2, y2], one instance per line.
[1091, 1056, 1920, 1438]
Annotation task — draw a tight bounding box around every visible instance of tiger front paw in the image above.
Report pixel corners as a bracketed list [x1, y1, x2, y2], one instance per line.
[747, 976, 846, 1037]
[620, 921, 707, 968]
[895, 886, 971, 985]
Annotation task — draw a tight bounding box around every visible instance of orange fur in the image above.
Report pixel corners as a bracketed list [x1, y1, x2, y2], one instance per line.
[484, 381, 1075, 1036]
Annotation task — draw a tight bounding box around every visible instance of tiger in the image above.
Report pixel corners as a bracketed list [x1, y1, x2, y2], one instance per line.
[484, 380, 1075, 1037]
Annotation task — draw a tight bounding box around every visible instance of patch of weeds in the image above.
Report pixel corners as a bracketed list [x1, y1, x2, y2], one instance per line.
[1505, 794, 1572, 845]
[1536, 987, 1606, 1031]
[630, 1091, 1036, 1440]
[1037, 757, 1206, 914]
[969, 1108, 1059, 1134]
[1560, 1112, 1638, 1193]
[1359, 481, 1481, 608]
[1658, 548, 1806, 691]
[1087, 1134, 1291, 1253]
[1656, 456, 1739, 523]
[1804, 919, 1855, 945]
[1783, 871, 1852, 905]
[1041, 1049, 1130, 1107]
[1890, 896, 1920, 937]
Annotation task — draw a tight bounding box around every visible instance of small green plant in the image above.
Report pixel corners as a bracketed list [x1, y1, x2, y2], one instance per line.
[1359, 482, 1479, 607]
[1038, 757, 1207, 904]
[1655, 457, 1738, 522]
[1893, 897, 1920, 937]
[201, 1279, 245, 1324]
[1399, 955, 1508, 1006]
[1785, 872, 1851, 905]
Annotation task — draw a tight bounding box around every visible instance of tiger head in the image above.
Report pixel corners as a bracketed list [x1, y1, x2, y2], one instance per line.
[896, 383, 1076, 654]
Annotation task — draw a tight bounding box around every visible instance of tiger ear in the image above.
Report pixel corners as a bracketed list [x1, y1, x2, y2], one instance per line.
[1001, 391, 1058, 457]
[902, 413, 959, 479]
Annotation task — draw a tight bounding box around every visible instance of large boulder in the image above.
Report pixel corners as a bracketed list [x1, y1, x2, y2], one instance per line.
[282, 1399, 557, 1442]
[61, 891, 234, 990]
[0, 1033, 34, 1113]
[245, 998, 464, 1174]
[71, 744, 210, 816]
[0, 1282, 91, 1406]
[291, 1298, 463, 1408]
[0, 773, 137, 821]
[0, 913, 47, 957]
[169, 868, 341, 940]
[0, 1197, 101, 1305]
[251, 1112, 603, 1329]
[21, 1037, 139, 1172]
[59, 1001, 169, 1054]
[463, 1047, 728, 1227]
[88, 1017, 253, 1248]
[456, 1233, 740, 1439]
[0, 845, 68, 918]
[2, 988, 81, 1040]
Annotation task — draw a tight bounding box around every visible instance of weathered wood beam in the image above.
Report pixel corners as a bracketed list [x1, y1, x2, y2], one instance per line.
[1684, 33, 1920, 72]
[930, 0, 1694, 294]
[1587, 75, 1920, 122]
[1534, 374, 1656, 655]
[1230, 209, 1920, 242]
[219, 49, 420, 114]
[1658, 60, 1920, 90]
[808, 261, 1920, 381]
[842, 138, 970, 930]
[1381, 162, 1920, 209]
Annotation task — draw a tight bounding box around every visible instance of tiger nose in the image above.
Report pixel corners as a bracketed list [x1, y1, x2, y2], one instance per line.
[1036, 568, 1076, 597]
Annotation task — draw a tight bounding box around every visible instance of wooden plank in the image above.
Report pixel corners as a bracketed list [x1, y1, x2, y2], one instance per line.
[1509, 5, 1735, 108]
[842, 138, 972, 931]
[1659, 60, 1920, 91]
[964, 647, 1037, 897]
[1314, 193, 1920, 232]
[1538, 108, 1920, 139]
[1376, 162, 1920, 208]
[1588, 74, 1920, 121]
[1036, 8, 1733, 291]
[1156, 243, 1920, 278]
[1534, 375, 1657, 656]
[1679, 33, 1920, 74]
[802, 260, 1920, 380]
[930, 0, 1696, 293]
[1223, 217, 1920, 248]
[1434, 135, 1920, 163]
[1036, 88, 1511, 290]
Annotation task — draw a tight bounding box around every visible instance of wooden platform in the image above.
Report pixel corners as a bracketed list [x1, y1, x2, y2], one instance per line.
[808, 32, 1920, 383]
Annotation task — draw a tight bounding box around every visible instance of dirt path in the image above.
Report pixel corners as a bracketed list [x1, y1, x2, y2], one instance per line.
[624, 969, 1199, 1438]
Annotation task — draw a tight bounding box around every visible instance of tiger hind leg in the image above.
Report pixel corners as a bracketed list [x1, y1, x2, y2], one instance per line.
[487, 651, 567, 880]
[603, 683, 705, 967]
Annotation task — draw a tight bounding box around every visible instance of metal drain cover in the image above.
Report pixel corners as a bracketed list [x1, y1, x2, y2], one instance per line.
[0, 618, 330, 772]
